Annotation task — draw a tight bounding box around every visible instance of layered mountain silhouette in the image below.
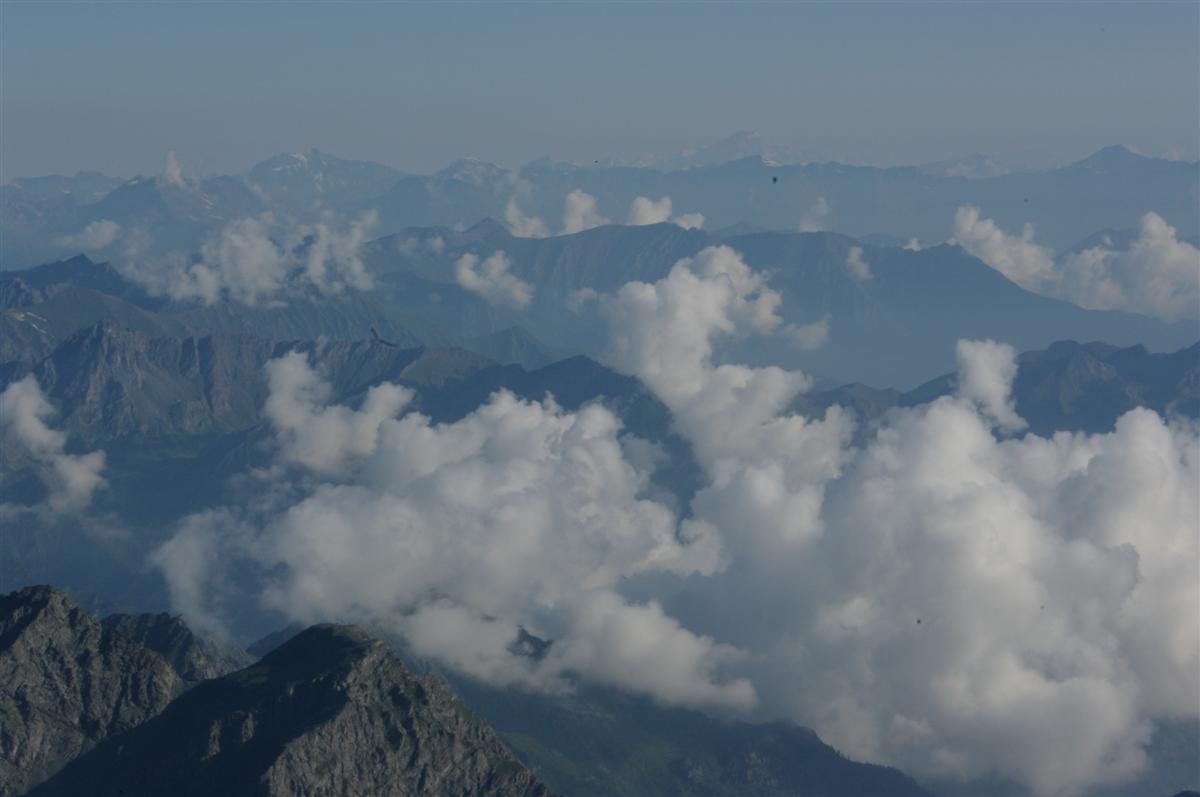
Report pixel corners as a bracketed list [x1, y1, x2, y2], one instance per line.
[6, 213, 1196, 387]
[4, 143, 1196, 269]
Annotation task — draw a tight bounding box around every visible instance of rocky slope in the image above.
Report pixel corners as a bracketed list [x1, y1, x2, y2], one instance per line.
[0, 586, 181, 796]
[31, 624, 551, 797]
[100, 612, 253, 684]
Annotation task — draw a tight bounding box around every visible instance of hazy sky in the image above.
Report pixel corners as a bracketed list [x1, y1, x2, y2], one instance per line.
[2, 1, 1197, 179]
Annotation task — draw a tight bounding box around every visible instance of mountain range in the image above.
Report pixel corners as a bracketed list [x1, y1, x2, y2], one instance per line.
[4, 140, 1196, 269]
[5, 214, 1196, 390]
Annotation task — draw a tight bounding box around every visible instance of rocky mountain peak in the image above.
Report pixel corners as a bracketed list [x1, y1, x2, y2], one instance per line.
[0, 586, 181, 796]
[31, 622, 552, 797]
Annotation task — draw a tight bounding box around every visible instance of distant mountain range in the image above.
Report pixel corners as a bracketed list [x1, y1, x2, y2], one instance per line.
[7, 209, 1194, 389]
[361, 222, 1197, 388]
[4, 141, 1196, 268]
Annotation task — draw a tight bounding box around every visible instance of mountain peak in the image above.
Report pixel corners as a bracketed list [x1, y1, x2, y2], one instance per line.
[1, 585, 182, 795]
[31, 622, 552, 797]
[1068, 144, 1147, 171]
[464, 216, 513, 241]
[101, 612, 253, 684]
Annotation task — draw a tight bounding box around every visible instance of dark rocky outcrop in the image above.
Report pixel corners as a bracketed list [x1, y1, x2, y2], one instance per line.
[0, 586, 181, 796]
[31, 624, 551, 797]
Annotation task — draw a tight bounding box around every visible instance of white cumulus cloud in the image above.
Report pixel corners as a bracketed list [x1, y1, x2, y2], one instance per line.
[504, 197, 550, 238]
[154, 352, 751, 711]
[844, 246, 872, 281]
[116, 212, 378, 306]
[562, 189, 610, 234]
[953, 339, 1026, 431]
[148, 242, 1198, 795]
[599, 247, 1197, 794]
[628, 196, 705, 229]
[0, 376, 106, 515]
[55, 220, 121, 252]
[953, 206, 1199, 321]
[455, 250, 534, 308]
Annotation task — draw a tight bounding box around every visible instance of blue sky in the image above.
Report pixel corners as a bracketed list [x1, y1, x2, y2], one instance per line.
[2, 1, 1197, 178]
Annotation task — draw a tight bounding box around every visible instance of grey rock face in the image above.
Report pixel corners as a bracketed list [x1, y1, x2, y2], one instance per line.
[100, 612, 254, 685]
[0, 586, 181, 796]
[32, 624, 552, 797]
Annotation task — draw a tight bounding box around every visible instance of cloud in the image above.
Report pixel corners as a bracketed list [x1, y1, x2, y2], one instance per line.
[767, 398, 1196, 794]
[785, 315, 830, 350]
[302, 210, 377, 294]
[566, 286, 598, 314]
[504, 197, 550, 238]
[162, 150, 185, 186]
[455, 250, 534, 308]
[602, 245, 842, 472]
[627, 196, 705, 229]
[562, 189, 610, 234]
[1056, 212, 1200, 321]
[953, 339, 1025, 431]
[173, 216, 289, 305]
[264, 350, 413, 475]
[600, 248, 1196, 793]
[115, 212, 378, 306]
[628, 196, 673, 225]
[953, 207, 1199, 321]
[903, 238, 923, 251]
[798, 196, 831, 232]
[150, 509, 250, 639]
[0, 376, 106, 515]
[155, 352, 750, 711]
[844, 246, 872, 281]
[55, 219, 121, 252]
[952, 205, 1056, 287]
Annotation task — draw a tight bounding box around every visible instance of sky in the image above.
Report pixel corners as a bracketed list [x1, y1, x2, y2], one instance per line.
[2, 1, 1198, 179]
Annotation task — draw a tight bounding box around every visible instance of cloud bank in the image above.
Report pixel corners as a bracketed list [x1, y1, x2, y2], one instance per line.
[602, 252, 1196, 792]
[156, 351, 751, 710]
[114, 212, 378, 305]
[152, 244, 1198, 794]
